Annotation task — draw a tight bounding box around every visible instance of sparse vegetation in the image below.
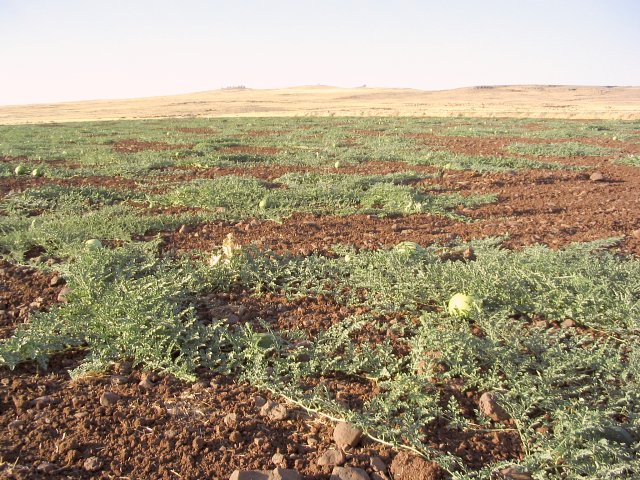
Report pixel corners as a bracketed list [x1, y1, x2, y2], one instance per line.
[1, 116, 639, 479]
[507, 141, 617, 157]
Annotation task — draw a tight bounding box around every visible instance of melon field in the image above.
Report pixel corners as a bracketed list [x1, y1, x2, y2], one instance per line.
[1, 117, 639, 480]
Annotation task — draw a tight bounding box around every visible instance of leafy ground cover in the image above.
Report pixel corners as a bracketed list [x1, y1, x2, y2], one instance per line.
[1, 117, 640, 479]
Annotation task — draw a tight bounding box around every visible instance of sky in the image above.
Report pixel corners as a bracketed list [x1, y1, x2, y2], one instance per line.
[0, 0, 638, 105]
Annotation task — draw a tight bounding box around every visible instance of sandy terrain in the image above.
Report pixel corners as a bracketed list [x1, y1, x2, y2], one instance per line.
[0, 85, 639, 124]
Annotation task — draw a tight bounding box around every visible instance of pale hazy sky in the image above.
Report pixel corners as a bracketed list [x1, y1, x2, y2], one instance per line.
[0, 0, 638, 105]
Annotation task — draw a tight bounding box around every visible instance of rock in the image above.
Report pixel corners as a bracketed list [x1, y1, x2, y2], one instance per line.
[370, 456, 387, 472]
[229, 430, 243, 443]
[138, 376, 155, 390]
[8, 419, 25, 430]
[260, 400, 289, 421]
[260, 400, 277, 416]
[271, 452, 286, 466]
[330, 466, 371, 480]
[229, 471, 270, 480]
[589, 172, 605, 182]
[36, 462, 57, 473]
[33, 395, 56, 409]
[389, 451, 444, 480]
[333, 421, 363, 449]
[49, 275, 64, 287]
[462, 247, 476, 261]
[110, 375, 129, 385]
[57, 286, 72, 302]
[561, 319, 576, 328]
[479, 392, 510, 422]
[269, 468, 302, 480]
[83, 456, 103, 472]
[631, 229, 640, 240]
[601, 425, 634, 445]
[498, 466, 533, 479]
[269, 404, 289, 421]
[370, 474, 388, 480]
[65, 449, 80, 464]
[115, 361, 133, 375]
[224, 412, 238, 427]
[254, 396, 267, 408]
[192, 436, 205, 452]
[317, 449, 347, 467]
[178, 224, 193, 234]
[99, 391, 120, 407]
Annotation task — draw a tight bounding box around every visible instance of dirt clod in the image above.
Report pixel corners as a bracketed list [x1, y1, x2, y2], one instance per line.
[389, 451, 444, 480]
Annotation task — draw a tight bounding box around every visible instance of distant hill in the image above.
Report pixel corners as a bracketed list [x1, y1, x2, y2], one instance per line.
[1, 85, 639, 124]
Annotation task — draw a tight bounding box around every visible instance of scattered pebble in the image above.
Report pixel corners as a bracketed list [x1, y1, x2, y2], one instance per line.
[138, 376, 155, 390]
[269, 404, 289, 421]
[36, 461, 56, 474]
[270, 467, 302, 480]
[57, 286, 72, 302]
[317, 448, 347, 467]
[99, 391, 120, 407]
[589, 172, 605, 182]
[83, 456, 103, 472]
[271, 452, 286, 466]
[498, 466, 534, 479]
[192, 436, 205, 452]
[330, 466, 371, 480]
[229, 470, 270, 480]
[560, 319, 576, 328]
[224, 412, 238, 427]
[369, 456, 387, 472]
[479, 392, 511, 422]
[370, 473, 388, 480]
[115, 361, 133, 375]
[33, 395, 56, 409]
[601, 425, 634, 445]
[229, 430, 243, 444]
[110, 375, 129, 385]
[260, 400, 289, 421]
[8, 419, 25, 430]
[333, 421, 363, 449]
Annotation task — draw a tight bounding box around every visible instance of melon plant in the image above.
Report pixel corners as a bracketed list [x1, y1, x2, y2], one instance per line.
[447, 293, 478, 318]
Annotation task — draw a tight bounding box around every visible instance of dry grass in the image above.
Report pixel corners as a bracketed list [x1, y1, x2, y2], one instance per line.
[1, 85, 639, 124]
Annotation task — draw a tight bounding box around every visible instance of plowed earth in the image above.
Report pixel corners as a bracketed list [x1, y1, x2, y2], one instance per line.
[1, 129, 639, 480]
